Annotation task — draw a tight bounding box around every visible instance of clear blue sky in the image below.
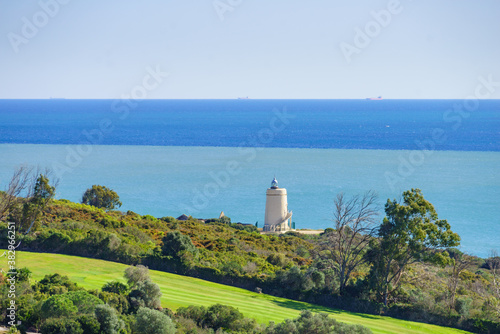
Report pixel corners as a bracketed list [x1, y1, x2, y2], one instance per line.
[1, 0, 499, 99]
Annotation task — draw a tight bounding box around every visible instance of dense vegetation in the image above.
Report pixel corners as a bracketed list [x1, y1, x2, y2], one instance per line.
[4, 251, 471, 334]
[0, 266, 373, 334]
[0, 170, 499, 333]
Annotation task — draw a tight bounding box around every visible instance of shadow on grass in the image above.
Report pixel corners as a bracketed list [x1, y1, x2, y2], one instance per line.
[271, 299, 382, 321]
[272, 299, 337, 313]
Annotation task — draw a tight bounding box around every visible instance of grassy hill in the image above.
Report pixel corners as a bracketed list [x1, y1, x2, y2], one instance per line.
[1, 250, 471, 334]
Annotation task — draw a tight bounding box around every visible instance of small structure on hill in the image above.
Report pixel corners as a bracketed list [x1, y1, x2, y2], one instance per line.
[176, 214, 189, 221]
[263, 177, 292, 232]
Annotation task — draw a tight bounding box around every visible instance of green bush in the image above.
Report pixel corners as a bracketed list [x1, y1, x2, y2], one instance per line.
[40, 317, 83, 334]
[161, 231, 198, 258]
[134, 307, 175, 334]
[102, 281, 129, 295]
[77, 315, 101, 334]
[65, 290, 103, 314]
[94, 291, 130, 314]
[267, 253, 290, 268]
[95, 304, 124, 334]
[40, 295, 78, 318]
[124, 265, 150, 288]
[33, 273, 80, 294]
[268, 310, 372, 334]
[129, 279, 162, 310]
[456, 297, 473, 317]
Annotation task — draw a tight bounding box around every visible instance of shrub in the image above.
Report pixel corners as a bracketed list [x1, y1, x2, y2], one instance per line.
[321, 228, 335, 236]
[204, 303, 242, 330]
[456, 297, 473, 318]
[176, 304, 255, 332]
[268, 310, 372, 334]
[94, 291, 130, 314]
[40, 295, 78, 319]
[77, 315, 101, 334]
[65, 290, 104, 314]
[95, 304, 124, 334]
[221, 261, 243, 276]
[102, 281, 129, 295]
[40, 317, 83, 334]
[267, 253, 290, 268]
[6, 267, 31, 282]
[124, 265, 150, 288]
[134, 307, 175, 334]
[33, 273, 79, 294]
[161, 231, 198, 258]
[129, 279, 162, 310]
[176, 305, 207, 325]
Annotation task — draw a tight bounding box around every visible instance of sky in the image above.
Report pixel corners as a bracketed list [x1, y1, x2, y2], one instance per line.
[0, 0, 499, 99]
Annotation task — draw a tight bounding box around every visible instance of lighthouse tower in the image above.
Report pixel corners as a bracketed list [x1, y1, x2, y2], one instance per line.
[264, 177, 292, 232]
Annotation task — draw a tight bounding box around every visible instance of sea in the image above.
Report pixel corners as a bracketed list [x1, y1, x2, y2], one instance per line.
[0, 99, 499, 257]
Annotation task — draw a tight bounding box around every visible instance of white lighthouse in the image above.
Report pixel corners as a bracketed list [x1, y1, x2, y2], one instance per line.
[264, 177, 292, 232]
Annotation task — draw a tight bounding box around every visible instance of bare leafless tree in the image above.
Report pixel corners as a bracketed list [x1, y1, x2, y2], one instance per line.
[447, 250, 475, 310]
[0, 166, 34, 221]
[317, 191, 379, 294]
[488, 250, 500, 300]
[1, 166, 58, 232]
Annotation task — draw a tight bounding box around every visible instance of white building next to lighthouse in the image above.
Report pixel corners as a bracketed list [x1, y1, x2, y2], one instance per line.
[264, 177, 293, 232]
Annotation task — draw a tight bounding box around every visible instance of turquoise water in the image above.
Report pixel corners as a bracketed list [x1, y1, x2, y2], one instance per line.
[0, 144, 498, 258]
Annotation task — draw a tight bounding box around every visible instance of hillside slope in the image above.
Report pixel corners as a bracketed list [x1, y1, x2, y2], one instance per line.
[1, 250, 471, 334]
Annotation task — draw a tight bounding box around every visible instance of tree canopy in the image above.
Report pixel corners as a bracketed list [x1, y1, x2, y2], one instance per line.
[81, 185, 122, 210]
[161, 230, 198, 258]
[368, 188, 460, 306]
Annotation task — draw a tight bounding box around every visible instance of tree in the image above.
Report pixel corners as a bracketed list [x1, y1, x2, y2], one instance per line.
[446, 249, 475, 310]
[161, 231, 198, 258]
[81, 185, 122, 210]
[123, 265, 162, 310]
[65, 290, 104, 314]
[40, 318, 83, 334]
[487, 250, 500, 300]
[276, 266, 313, 293]
[94, 304, 123, 334]
[102, 280, 129, 295]
[129, 279, 162, 310]
[40, 294, 78, 318]
[21, 174, 55, 231]
[266, 310, 372, 334]
[77, 315, 101, 334]
[6, 267, 32, 283]
[134, 307, 175, 334]
[176, 304, 256, 332]
[0, 166, 33, 221]
[316, 191, 378, 294]
[95, 291, 130, 314]
[0, 167, 57, 232]
[203, 304, 244, 331]
[124, 265, 150, 289]
[33, 273, 79, 294]
[368, 189, 460, 306]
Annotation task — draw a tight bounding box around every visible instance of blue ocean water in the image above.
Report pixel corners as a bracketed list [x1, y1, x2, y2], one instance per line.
[1, 99, 499, 150]
[0, 99, 499, 257]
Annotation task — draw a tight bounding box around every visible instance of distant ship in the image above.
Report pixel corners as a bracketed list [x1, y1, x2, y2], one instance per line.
[366, 96, 383, 100]
[237, 96, 249, 99]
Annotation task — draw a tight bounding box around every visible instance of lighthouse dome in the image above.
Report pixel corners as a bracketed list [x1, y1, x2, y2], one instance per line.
[271, 177, 278, 188]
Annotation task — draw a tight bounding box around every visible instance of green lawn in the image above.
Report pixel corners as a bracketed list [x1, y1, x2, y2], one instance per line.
[1, 251, 470, 334]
